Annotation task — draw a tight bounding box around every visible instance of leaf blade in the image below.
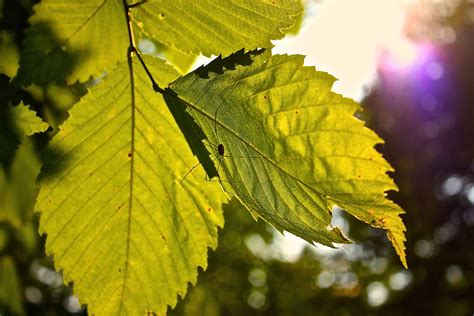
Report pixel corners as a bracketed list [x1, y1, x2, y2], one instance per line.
[133, 0, 303, 57]
[170, 50, 407, 266]
[9, 102, 49, 138]
[37, 55, 226, 315]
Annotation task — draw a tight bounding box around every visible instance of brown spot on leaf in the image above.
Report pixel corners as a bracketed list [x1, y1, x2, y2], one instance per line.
[115, 201, 125, 214]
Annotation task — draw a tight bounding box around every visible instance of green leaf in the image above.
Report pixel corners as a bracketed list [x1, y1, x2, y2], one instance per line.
[0, 30, 20, 78]
[132, 0, 303, 57]
[15, 0, 129, 85]
[169, 50, 407, 267]
[15, 0, 302, 86]
[162, 46, 197, 75]
[0, 139, 42, 227]
[36, 55, 226, 315]
[9, 102, 49, 138]
[0, 256, 25, 315]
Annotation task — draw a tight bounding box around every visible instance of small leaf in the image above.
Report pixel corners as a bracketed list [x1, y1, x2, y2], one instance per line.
[169, 50, 407, 267]
[9, 102, 49, 138]
[133, 0, 303, 57]
[37, 55, 226, 315]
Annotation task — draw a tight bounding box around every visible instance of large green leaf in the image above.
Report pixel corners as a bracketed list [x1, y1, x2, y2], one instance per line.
[36, 55, 226, 315]
[169, 50, 407, 267]
[133, 0, 302, 57]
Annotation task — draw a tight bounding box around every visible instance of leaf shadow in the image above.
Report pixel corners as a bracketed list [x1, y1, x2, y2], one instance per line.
[12, 21, 88, 87]
[194, 48, 265, 79]
[163, 88, 218, 180]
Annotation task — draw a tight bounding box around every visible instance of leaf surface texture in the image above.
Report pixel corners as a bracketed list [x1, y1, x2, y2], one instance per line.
[133, 0, 302, 56]
[16, 0, 301, 85]
[170, 50, 407, 267]
[16, 0, 128, 85]
[9, 102, 49, 138]
[37, 55, 226, 315]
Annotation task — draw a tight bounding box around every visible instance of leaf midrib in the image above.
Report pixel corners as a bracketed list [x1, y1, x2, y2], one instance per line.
[168, 88, 328, 201]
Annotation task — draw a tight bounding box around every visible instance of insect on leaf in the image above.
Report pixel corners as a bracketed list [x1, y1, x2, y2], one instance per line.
[167, 49, 407, 267]
[36, 55, 226, 315]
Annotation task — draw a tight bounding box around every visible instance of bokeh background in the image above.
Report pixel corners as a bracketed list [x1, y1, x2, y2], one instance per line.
[1, 0, 473, 315]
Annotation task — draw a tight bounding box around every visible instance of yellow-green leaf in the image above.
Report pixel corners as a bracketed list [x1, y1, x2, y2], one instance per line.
[15, 0, 129, 85]
[169, 50, 407, 267]
[9, 102, 49, 138]
[0, 139, 42, 227]
[0, 256, 25, 315]
[134, 0, 302, 57]
[36, 55, 226, 315]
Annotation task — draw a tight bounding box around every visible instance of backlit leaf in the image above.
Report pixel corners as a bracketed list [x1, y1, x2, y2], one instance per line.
[15, 0, 128, 85]
[9, 102, 49, 138]
[169, 50, 407, 267]
[36, 55, 226, 315]
[15, 0, 302, 85]
[133, 0, 302, 57]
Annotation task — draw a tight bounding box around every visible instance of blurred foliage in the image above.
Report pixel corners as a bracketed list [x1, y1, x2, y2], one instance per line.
[0, 0, 473, 315]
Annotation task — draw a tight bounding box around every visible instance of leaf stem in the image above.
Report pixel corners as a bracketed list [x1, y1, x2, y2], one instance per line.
[123, 0, 166, 94]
